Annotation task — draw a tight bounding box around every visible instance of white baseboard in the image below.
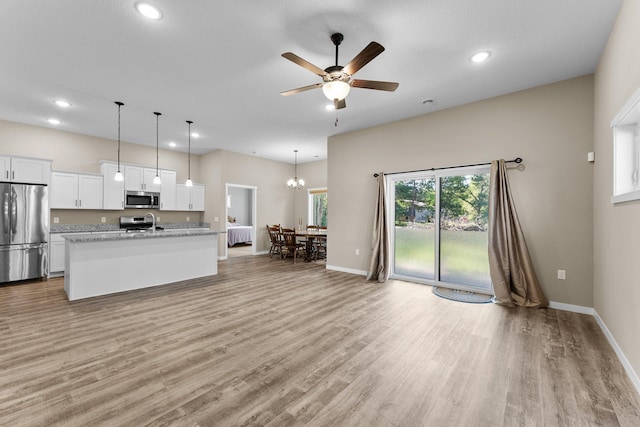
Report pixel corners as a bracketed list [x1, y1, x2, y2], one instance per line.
[326, 265, 367, 276]
[549, 301, 640, 397]
[218, 255, 228, 260]
[548, 301, 595, 315]
[593, 310, 640, 397]
[255, 250, 269, 255]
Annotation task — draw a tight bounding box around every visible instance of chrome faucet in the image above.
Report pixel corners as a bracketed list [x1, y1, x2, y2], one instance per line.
[145, 212, 156, 233]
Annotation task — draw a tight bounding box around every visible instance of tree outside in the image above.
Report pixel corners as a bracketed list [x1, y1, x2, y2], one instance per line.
[393, 172, 491, 289]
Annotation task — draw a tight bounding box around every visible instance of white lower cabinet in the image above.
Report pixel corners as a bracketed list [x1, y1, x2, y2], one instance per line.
[49, 231, 121, 275]
[49, 234, 66, 276]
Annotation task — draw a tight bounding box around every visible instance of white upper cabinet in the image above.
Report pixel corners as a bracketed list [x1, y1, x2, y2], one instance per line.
[51, 171, 103, 209]
[191, 184, 205, 211]
[176, 183, 205, 211]
[100, 162, 125, 210]
[159, 170, 176, 210]
[124, 165, 161, 192]
[0, 156, 10, 180]
[143, 168, 161, 193]
[0, 155, 51, 185]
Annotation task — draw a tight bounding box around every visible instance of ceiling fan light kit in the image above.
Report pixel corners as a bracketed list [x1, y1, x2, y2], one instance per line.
[281, 32, 399, 110]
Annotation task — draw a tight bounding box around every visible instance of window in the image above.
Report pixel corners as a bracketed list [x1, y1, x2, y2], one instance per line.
[390, 167, 491, 292]
[611, 85, 640, 204]
[308, 188, 327, 226]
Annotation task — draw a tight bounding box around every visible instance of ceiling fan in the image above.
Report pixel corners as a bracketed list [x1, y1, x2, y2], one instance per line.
[280, 33, 399, 110]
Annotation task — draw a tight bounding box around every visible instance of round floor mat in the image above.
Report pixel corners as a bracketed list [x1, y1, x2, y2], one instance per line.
[432, 286, 494, 304]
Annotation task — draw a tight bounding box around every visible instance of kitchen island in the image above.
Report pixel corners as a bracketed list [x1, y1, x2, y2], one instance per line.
[62, 229, 219, 301]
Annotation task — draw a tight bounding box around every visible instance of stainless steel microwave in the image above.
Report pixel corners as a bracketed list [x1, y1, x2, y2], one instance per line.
[125, 191, 160, 209]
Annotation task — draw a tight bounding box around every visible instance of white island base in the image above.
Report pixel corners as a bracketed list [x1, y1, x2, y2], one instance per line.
[63, 231, 218, 301]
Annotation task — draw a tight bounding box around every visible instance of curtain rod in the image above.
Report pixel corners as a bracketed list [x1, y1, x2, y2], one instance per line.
[373, 157, 522, 177]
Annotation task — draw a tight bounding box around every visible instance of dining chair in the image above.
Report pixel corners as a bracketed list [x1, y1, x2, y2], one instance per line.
[281, 228, 305, 263]
[313, 232, 327, 261]
[267, 225, 284, 258]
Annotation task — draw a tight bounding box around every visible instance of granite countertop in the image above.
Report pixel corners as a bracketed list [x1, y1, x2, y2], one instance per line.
[61, 228, 219, 242]
[51, 222, 211, 234]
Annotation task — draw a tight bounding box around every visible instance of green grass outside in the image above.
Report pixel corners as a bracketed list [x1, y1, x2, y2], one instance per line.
[394, 227, 491, 289]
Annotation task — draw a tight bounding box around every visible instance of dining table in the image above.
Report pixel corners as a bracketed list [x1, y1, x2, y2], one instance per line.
[295, 228, 327, 262]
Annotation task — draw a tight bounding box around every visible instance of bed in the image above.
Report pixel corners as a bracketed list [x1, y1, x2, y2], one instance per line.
[227, 223, 253, 246]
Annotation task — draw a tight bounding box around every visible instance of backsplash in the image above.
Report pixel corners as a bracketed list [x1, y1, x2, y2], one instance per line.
[50, 209, 204, 226]
[50, 222, 210, 233]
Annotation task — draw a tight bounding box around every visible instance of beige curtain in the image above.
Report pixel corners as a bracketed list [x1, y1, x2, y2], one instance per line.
[367, 173, 389, 282]
[488, 160, 548, 308]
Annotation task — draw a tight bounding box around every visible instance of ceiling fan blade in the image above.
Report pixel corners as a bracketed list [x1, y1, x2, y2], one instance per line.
[343, 42, 385, 76]
[334, 98, 346, 110]
[282, 52, 327, 77]
[280, 83, 323, 96]
[351, 79, 399, 92]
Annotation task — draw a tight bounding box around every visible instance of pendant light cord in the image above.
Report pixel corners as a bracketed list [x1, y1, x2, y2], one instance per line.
[186, 120, 193, 180]
[154, 112, 161, 176]
[115, 101, 124, 171]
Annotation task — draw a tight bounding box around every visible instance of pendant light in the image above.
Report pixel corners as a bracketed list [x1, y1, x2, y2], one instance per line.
[185, 120, 193, 187]
[114, 101, 124, 181]
[287, 149, 305, 189]
[153, 112, 161, 185]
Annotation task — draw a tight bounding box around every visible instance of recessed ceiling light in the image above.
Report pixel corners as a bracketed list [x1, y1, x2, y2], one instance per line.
[191, 132, 200, 138]
[47, 118, 61, 125]
[135, 2, 163, 20]
[324, 104, 335, 111]
[470, 51, 491, 63]
[54, 100, 71, 108]
[169, 142, 177, 147]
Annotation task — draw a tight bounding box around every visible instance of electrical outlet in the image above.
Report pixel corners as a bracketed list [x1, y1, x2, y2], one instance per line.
[214, 217, 219, 222]
[186, 216, 190, 222]
[355, 248, 360, 256]
[156, 216, 160, 222]
[53, 217, 59, 224]
[101, 217, 106, 223]
[557, 270, 566, 280]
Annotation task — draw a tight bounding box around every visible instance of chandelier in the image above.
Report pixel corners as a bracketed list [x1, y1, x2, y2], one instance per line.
[287, 150, 305, 189]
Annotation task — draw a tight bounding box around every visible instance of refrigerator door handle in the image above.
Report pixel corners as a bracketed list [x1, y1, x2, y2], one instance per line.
[2, 192, 9, 237]
[11, 187, 18, 235]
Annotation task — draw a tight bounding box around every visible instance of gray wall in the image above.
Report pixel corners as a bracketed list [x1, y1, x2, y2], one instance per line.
[327, 75, 594, 307]
[0, 118, 203, 225]
[227, 186, 252, 225]
[593, 0, 640, 385]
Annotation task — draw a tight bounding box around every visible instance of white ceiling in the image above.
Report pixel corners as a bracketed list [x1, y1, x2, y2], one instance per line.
[0, 0, 621, 164]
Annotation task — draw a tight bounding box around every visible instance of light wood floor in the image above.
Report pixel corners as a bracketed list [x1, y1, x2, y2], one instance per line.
[1, 256, 639, 426]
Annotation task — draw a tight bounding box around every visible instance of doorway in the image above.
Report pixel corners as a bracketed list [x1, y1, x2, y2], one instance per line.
[389, 166, 492, 294]
[225, 184, 257, 259]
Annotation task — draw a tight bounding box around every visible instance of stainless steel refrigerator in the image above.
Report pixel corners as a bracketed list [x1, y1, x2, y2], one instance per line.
[1, 183, 48, 283]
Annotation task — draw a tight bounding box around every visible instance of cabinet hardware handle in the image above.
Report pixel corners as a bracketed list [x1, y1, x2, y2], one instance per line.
[12, 171, 15, 179]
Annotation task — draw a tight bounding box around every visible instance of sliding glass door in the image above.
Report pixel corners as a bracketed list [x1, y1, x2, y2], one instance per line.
[390, 167, 492, 292]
